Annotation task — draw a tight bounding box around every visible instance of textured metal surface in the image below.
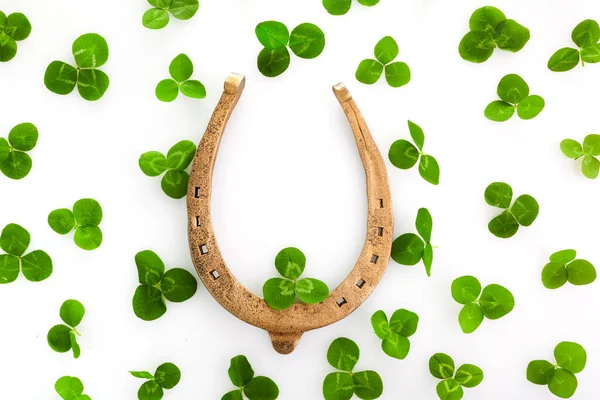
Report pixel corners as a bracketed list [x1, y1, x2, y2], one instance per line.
[187, 74, 393, 354]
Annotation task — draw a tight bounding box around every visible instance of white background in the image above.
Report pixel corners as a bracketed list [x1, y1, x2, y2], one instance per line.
[1, 0, 600, 399]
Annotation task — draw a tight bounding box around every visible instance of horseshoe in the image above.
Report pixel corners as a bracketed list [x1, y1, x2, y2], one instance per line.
[187, 74, 393, 354]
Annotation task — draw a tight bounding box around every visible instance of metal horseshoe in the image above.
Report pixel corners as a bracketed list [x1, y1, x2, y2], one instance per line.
[187, 74, 393, 354]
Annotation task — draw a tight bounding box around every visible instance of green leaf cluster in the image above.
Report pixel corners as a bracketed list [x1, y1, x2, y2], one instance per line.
[371, 309, 419, 360]
[143, 0, 199, 30]
[323, 337, 383, 400]
[130, 362, 181, 400]
[322, 0, 379, 16]
[548, 20, 600, 72]
[44, 33, 110, 101]
[560, 134, 600, 179]
[485, 182, 539, 238]
[132, 250, 198, 321]
[255, 21, 325, 78]
[484, 74, 545, 122]
[388, 120, 439, 184]
[222, 355, 279, 400]
[47, 299, 86, 359]
[451, 276, 515, 334]
[55, 376, 92, 400]
[139, 140, 196, 199]
[0, 11, 31, 62]
[542, 249, 596, 289]
[262, 247, 329, 310]
[429, 353, 484, 400]
[0, 122, 38, 180]
[0, 223, 52, 284]
[527, 341, 587, 398]
[48, 198, 103, 250]
[156, 54, 206, 102]
[356, 36, 410, 87]
[459, 6, 530, 63]
[391, 208, 435, 276]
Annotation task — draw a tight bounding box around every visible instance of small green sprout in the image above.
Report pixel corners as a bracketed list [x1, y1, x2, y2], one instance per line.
[262, 247, 329, 310]
[484, 74, 545, 122]
[560, 134, 600, 179]
[255, 21, 326, 77]
[156, 54, 206, 102]
[549, 20, 600, 72]
[322, 0, 379, 16]
[388, 120, 439, 184]
[391, 208, 435, 276]
[130, 362, 181, 400]
[323, 338, 383, 400]
[429, 353, 484, 400]
[47, 299, 85, 359]
[542, 249, 596, 289]
[0, 122, 38, 180]
[139, 140, 196, 199]
[132, 250, 198, 321]
[451, 276, 515, 334]
[527, 341, 587, 398]
[55, 376, 92, 400]
[459, 6, 530, 63]
[142, 0, 199, 30]
[356, 36, 410, 87]
[0, 223, 52, 284]
[44, 33, 110, 101]
[48, 198, 103, 250]
[0, 11, 31, 62]
[371, 309, 419, 360]
[221, 355, 280, 400]
[484, 182, 539, 238]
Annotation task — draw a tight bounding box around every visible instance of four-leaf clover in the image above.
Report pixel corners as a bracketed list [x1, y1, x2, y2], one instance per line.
[221, 355, 280, 400]
[0, 122, 38, 180]
[0, 11, 31, 62]
[322, 0, 379, 16]
[55, 376, 92, 400]
[48, 198, 104, 251]
[549, 19, 600, 72]
[560, 134, 600, 179]
[429, 353, 484, 400]
[130, 362, 181, 400]
[484, 74, 545, 122]
[47, 299, 86, 359]
[485, 182, 539, 238]
[156, 54, 206, 102]
[0, 223, 53, 284]
[142, 0, 199, 30]
[391, 208, 435, 276]
[542, 249, 597, 289]
[356, 36, 410, 87]
[371, 309, 419, 360]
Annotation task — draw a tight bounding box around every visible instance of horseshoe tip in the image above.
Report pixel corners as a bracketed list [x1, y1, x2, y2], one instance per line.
[224, 73, 246, 94]
[268, 331, 303, 355]
[332, 82, 352, 103]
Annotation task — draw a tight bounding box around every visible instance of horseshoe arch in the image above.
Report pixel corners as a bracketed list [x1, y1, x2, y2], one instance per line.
[187, 74, 393, 354]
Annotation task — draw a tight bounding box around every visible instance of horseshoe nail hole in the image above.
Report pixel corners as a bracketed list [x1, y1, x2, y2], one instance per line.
[195, 216, 201, 227]
[377, 227, 384, 236]
[194, 187, 201, 198]
[210, 270, 220, 280]
[200, 244, 209, 255]
[379, 199, 384, 208]
[356, 279, 366, 289]
[336, 297, 347, 307]
[370, 255, 379, 264]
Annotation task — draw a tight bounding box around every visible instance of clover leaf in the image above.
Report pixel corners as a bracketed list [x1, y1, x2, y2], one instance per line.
[132, 250, 198, 321]
[356, 36, 410, 87]
[459, 6, 530, 63]
[47, 299, 85, 359]
[323, 338, 383, 400]
[371, 309, 419, 360]
[142, 0, 199, 29]
[451, 276, 514, 334]
[262, 247, 329, 310]
[322, 0, 379, 16]
[0, 11, 31, 62]
[139, 140, 196, 199]
[391, 208, 435, 276]
[527, 341, 587, 398]
[549, 19, 600, 72]
[0, 223, 53, 284]
[484, 182, 539, 238]
[48, 198, 104, 250]
[255, 21, 325, 77]
[44, 33, 110, 101]
[156, 54, 206, 102]
[560, 134, 600, 179]
[388, 120, 440, 184]
[131, 362, 181, 400]
[55, 376, 92, 400]
[429, 353, 483, 400]
[0, 122, 38, 180]
[542, 249, 596, 289]
[484, 74, 545, 122]
[221, 355, 279, 400]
